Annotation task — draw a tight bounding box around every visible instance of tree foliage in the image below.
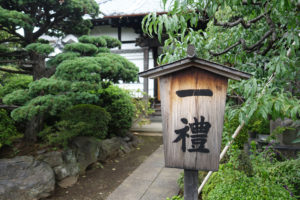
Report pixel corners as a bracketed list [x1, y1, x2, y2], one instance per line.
[39, 104, 111, 146]
[0, 0, 99, 78]
[143, 0, 300, 126]
[3, 36, 138, 127]
[98, 85, 135, 137]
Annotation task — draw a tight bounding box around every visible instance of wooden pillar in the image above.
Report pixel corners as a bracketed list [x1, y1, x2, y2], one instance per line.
[184, 170, 198, 200]
[143, 47, 149, 97]
[152, 47, 159, 102]
[118, 26, 121, 49]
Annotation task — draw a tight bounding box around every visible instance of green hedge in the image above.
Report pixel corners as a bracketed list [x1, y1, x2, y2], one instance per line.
[202, 150, 299, 200]
[39, 104, 110, 146]
[202, 165, 294, 200]
[98, 85, 135, 137]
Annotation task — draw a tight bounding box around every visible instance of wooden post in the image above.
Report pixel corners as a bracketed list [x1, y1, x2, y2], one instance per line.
[184, 170, 198, 200]
[143, 47, 149, 98]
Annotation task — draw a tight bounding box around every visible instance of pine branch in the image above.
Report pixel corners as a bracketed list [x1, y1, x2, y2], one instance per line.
[0, 25, 25, 40]
[0, 51, 28, 57]
[0, 37, 22, 44]
[0, 104, 19, 110]
[0, 60, 36, 65]
[0, 67, 32, 75]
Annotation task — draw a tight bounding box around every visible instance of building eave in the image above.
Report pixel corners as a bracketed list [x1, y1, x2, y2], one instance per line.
[139, 56, 252, 81]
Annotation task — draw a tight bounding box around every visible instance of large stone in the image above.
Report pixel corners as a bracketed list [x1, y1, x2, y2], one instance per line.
[71, 137, 102, 174]
[0, 156, 55, 200]
[98, 137, 123, 162]
[36, 151, 63, 167]
[57, 176, 78, 188]
[53, 149, 80, 181]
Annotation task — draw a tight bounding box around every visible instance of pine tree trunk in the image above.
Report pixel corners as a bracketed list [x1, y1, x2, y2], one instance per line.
[24, 53, 47, 142]
[24, 115, 44, 142]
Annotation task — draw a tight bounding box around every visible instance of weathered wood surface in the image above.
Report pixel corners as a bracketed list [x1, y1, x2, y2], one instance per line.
[160, 67, 228, 171]
[184, 170, 199, 200]
[143, 47, 149, 96]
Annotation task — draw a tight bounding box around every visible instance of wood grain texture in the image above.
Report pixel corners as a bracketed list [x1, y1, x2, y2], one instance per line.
[184, 170, 199, 200]
[160, 67, 228, 171]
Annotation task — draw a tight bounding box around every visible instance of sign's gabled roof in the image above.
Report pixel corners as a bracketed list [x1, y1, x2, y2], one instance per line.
[139, 56, 252, 81]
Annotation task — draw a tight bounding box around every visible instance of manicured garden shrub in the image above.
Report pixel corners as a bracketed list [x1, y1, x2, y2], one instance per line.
[0, 109, 21, 148]
[78, 35, 107, 47]
[95, 53, 139, 83]
[101, 35, 121, 48]
[47, 52, 80, 67]
[98, 85, 135, 137]
[64, 42, 98, 56]
[39, 104, 110, 146]
[201, 148, 298, 200]
[268, 158, 300, 198]
[25, 43, 54, 55]
[61, 104, 111, 138]
[202, 166, 294, 200]
[98, 47, 110, 53]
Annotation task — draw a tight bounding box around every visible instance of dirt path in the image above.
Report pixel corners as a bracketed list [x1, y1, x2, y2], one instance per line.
[44, 135, 162, 200]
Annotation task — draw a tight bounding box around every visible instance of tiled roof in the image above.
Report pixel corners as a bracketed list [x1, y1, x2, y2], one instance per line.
[96, 0, 171, 17]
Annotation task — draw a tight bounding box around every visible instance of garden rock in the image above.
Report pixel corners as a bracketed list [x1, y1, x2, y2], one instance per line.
[0, 156, 55, 200]
[71, 137, 102, 174]
[57, 176, 78, 188]
[98, 137, 123, 162]
[53, 149, 80, 181]
[120, 140, 132, 154]
[36, 151, 63, 167]
[130, 134, 140, 148]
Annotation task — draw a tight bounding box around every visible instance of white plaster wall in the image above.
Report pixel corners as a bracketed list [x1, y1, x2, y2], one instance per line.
[117, 51, 154, 97]
[90, 25, 118, 38]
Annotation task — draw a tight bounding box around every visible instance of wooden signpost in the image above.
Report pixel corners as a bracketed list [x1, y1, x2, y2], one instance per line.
[139, 46, 251, 199]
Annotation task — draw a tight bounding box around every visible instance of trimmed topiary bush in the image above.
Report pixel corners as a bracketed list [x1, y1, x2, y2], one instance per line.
[39, 104, 111, 147]
[60, 104, 111, 138]
[95, 53, 139, 83]
[3, 34, 138, 142]
[78, 35, 107, 47]
[101, 35, 121, 48]
[0, 109, 21, 148]
[98, 85, 135, 137]
[64, 42, 98, 56]
[47, 52, 80, 67]
[25, 43, 54, 55]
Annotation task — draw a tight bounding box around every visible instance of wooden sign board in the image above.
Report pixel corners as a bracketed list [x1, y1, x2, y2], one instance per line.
[160, 67, 227, 171]
[139, 55, 251, 172]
